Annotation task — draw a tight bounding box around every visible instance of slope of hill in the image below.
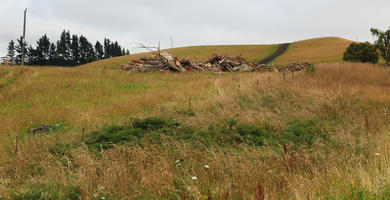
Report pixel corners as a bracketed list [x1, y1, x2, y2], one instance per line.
[79, 37, 355, 69]
[80, 44, 279, 69]
[272, 37, 353, 64]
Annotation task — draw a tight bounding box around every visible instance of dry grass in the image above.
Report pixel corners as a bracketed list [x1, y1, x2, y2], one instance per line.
[273, 37, 353, 64]
[1, 63, 390, 199]
[79, 37, 360, 71]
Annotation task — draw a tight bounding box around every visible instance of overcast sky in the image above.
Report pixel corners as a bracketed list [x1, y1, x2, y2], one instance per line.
[1, 0, 389, 57]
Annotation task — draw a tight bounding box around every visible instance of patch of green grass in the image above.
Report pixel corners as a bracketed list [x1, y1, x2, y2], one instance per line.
[1, 77, 16, 88]
[11, 182, 81, 200]
[281, 119, 322, 146]
[118, 83, 149, 92]
[84, 117, 179, 150]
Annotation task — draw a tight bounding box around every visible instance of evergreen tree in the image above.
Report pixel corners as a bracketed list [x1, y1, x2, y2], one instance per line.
[7, 40, 16, 64]
[57, 30, 71, 66]
[71, 35, 80, 65]
[104, 38, 111, 58]
[27, 45, 38, 65]
[35, 34, 51, 65]
[95, 41, 104, 60]
[15, 36, 27, 65]
[49, 43, 58, 65]
[86, 41, 96, 63]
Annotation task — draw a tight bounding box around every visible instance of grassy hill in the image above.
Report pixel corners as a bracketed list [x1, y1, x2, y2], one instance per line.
[1, 63, 390, 199]
[273, 37, 353, 64]
[79, 37, 355, 69]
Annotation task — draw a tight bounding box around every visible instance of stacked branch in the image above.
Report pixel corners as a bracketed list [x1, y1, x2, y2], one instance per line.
[122, 52, 314, 73]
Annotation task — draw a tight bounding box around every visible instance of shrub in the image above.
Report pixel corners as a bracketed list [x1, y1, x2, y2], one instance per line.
[343, 42, 379, 64]
[306, 64, 316, 73]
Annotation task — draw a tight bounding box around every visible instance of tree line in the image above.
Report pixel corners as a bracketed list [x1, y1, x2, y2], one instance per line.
[6, 30, 130, 66]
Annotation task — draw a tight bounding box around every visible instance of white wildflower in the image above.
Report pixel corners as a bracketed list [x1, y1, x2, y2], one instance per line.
[175, 160, 180, 163]
[101, 197, 106, 200]
[176, 163, 181, 167]
[93, 193, 98, 198]
[376, 153, 381, 156]
[191, 176, 197, 180]
[98, 185, 105, 191]
[204, 165, 210, 169]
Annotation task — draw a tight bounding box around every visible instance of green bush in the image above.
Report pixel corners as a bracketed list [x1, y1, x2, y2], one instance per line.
[343, 42, 379, 63]
[306, 64, 316, 73]
[12, 182, 80, 200]
[281, 119, 320, 146]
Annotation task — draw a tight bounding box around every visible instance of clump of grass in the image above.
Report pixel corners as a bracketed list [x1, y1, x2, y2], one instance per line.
[281, 119, 321, 146]
[132, 117, 179, 130]
[236, 124, 270, 145]
[84, 117, 179, 150]
[119, 83, 149, 92]
[11, 182, 81, 200]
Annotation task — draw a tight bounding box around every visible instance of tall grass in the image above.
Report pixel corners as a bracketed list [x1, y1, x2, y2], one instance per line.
[0, 63, 390, 199]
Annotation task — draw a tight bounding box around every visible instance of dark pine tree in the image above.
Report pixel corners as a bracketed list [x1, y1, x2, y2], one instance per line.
[103, 38, 111, 58]
[35, 34, 51, 65]
[49, 43, 58, 65]
[71, 35, 80, 66]
[95, 41, 104, 60]
[15, 36, 27, 65]
[7, 40, 16, 64]
[57, 30, 72, 66]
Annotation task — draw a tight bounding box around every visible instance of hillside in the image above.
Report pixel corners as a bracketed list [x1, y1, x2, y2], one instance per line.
[273, 37, 353, 64]
[79, 37, 354, 69]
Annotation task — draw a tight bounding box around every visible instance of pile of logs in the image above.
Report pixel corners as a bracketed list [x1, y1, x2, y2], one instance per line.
[122, 52, 313, 73]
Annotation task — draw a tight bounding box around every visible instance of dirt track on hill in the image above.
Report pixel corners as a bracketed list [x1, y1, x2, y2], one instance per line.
[258, 43, 290, 64]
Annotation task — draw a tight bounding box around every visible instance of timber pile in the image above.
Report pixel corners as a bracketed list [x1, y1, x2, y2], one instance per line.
[122, 52, 313, 73]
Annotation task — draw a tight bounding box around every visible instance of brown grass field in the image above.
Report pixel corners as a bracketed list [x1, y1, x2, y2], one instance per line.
[1, 62, 390, 199]
[79, 37, 358, 71]
[273, 37, 353, 64]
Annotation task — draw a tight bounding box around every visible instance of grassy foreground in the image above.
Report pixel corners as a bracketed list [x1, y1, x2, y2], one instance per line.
[0, 63, 390, 199]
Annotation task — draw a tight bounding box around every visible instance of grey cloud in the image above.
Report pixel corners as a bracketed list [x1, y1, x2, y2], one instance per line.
[0, 0, 389, 57]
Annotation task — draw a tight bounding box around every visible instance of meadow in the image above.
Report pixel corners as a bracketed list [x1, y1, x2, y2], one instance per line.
[0, 62, 390, 199]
